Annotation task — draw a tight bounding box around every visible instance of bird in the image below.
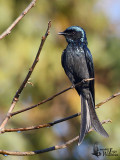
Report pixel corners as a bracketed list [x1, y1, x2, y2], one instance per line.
[58, 26, 109, 145]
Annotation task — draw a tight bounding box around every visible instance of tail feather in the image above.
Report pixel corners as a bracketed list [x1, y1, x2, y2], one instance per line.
[78, 92, 109, 145]
[78, 96, 91, 145]
[87, 92, 109, 137]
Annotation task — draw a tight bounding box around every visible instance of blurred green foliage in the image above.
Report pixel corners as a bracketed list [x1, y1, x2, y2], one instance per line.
[0, 0, 120, 160]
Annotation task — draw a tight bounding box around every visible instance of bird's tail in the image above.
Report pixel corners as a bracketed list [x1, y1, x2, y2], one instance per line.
[78, 92, 109, 145]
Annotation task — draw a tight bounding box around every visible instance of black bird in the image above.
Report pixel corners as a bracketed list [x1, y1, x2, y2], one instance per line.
[58, 26, 109, 145]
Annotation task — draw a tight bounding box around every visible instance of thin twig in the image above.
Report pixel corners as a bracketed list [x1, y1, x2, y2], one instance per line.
[96, 92, 120, 108]
[0, 120, 111, 156]
[10, 78, 94, 117]
[0, 21, 51, 133]
[0, 0, 37, 40]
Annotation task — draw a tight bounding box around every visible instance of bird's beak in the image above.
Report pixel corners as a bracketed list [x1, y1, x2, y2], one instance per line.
[58, 32, 66, 35]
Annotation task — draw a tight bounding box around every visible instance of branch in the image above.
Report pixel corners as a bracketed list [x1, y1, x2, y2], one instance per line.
[0, 120, 111, 156]
[0, 21, 51, 132]
[1, 81, 119, 134]
[3, 113, 80, 133]
[96, 92, 120, 108]
[2, 89, 119, 133]
[10, 78, 94, 117]
[0, 0, 37, 40]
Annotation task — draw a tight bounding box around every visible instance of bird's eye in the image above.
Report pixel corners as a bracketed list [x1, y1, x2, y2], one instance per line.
[72, 31, 76, 35]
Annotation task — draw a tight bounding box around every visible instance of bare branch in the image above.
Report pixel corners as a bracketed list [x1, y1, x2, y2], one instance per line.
[10, 81, 120, 118]
[0, 21, 51, 132]
[96, 92, 120, 108]
[0, 120, 111, 156]
[1, 86, 119, 134]
[10, 78, 94, 117]
[2, 89, 118, 133]
[0, 0, 37, 40]
[3, 113, 80, 133]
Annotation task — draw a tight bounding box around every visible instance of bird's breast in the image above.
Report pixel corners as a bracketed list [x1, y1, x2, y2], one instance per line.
[65, 45, 86, 67]
[62, 44, 89, 80]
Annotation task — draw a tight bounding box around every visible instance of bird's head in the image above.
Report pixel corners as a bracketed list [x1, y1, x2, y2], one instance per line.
[58, 26, 87, 44]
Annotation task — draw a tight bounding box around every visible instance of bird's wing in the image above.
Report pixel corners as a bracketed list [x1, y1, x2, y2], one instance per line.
[84, 46, 95, 104]
[61, 49, 75, 84]
[61, 45, 94, 101]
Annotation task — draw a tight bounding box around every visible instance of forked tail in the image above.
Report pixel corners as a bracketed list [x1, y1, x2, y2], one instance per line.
[78, 92, 109, 145]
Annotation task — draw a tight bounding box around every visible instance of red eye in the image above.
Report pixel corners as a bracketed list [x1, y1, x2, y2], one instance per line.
[72, 31, 75, 35]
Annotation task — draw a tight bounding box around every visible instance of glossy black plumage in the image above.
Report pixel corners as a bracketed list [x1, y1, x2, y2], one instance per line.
[59, 26, 109, 145]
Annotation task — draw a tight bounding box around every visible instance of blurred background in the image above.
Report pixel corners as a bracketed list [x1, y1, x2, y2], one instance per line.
[0, 0, 120, 159]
